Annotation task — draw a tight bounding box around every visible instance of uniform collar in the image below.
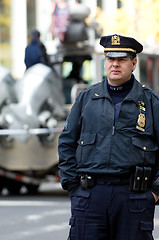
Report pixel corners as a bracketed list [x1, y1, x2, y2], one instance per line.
[125, 76, 143, 104]
[92, 75, 143, 104]
[107, 76, 134, 93]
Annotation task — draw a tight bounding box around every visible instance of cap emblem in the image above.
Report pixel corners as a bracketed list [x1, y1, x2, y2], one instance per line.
[111, 35, 120, 45]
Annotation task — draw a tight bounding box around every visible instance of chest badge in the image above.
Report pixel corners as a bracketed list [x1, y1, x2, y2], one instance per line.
[136, 101, 146, 132]
[138, 113, 145, 128]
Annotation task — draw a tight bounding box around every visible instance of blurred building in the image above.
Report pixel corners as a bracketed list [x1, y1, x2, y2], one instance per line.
[0, 0, 123, 79]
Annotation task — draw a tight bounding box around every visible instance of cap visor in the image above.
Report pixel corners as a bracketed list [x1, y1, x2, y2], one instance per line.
[105, 52, 131, 58]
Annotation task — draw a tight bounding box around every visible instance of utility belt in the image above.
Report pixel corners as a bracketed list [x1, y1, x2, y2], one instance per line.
[80, 166, 152, 192]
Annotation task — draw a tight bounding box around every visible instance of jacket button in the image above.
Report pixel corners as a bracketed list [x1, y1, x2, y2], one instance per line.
[81, 141, 84, 145]
[143, 147, 146, 150]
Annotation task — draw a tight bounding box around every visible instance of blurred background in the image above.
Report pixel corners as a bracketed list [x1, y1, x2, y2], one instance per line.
[1, 0, 159, 79]
[0, 2, 159, 239]
[0, 0, 159, 192]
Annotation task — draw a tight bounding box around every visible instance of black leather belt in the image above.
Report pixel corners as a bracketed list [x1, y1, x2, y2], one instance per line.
[95, 176, 129, 185]
[80, 167, 151, 191]
[80, 174, 129, 188]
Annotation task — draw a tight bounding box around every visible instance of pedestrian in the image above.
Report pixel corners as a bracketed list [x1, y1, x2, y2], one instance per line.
[24, 29, 50, 69]
[58, 34, 159, 240]
[49, 0, 70, 42]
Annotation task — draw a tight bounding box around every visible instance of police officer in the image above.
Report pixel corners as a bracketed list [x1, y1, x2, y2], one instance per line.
[58, 34, 159, 240]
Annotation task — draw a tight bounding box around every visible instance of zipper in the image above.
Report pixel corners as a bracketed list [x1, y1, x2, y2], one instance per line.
[112, 125, 115, 135]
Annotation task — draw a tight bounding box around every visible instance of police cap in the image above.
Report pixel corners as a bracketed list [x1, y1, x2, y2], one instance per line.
[100, 34, 143, 58]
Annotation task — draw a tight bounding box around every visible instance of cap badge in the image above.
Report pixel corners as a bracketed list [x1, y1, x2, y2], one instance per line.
[111, 35, 120, 45]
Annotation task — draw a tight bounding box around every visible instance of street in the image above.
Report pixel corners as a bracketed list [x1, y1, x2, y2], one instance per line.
[0, 183, 70, 240]
[0, 183, 159, 240]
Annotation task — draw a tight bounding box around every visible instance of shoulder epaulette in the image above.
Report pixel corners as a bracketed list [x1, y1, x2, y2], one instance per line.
[142, 84, 159, 99]
[141, 84, 150, 90]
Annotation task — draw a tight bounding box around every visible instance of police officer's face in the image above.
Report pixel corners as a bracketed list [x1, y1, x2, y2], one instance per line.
[104, 56, 137, 86]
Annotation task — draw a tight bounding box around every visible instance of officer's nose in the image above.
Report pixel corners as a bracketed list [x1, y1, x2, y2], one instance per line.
[112, 59, 119, 66]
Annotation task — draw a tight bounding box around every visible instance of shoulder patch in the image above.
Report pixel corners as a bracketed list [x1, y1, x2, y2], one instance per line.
[64, 120, 68, 129]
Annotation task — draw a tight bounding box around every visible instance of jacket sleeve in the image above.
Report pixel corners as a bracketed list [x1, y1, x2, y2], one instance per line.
[58, 94, 83, 193]
[150, 93, 159, 197]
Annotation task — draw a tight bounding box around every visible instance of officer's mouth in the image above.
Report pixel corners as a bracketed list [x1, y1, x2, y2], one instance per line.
[111, 70, 121, 74]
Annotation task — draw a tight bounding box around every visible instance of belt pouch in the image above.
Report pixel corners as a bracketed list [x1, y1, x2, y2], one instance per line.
[80, 175, 95, 189]
[141, 167, 151, 191]
[129, 166, 143, 191]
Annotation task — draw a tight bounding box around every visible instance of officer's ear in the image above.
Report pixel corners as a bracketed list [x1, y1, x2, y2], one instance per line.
[132, 57, 137, 71]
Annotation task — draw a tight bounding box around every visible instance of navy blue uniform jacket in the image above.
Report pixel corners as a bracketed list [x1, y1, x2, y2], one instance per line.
[58, 76, 159, 195]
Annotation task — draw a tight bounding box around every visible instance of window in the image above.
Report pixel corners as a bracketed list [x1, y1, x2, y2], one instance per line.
[97, 0, 102, 8]
[27, 0, 36, 36]
[117, 0, 122, 8]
